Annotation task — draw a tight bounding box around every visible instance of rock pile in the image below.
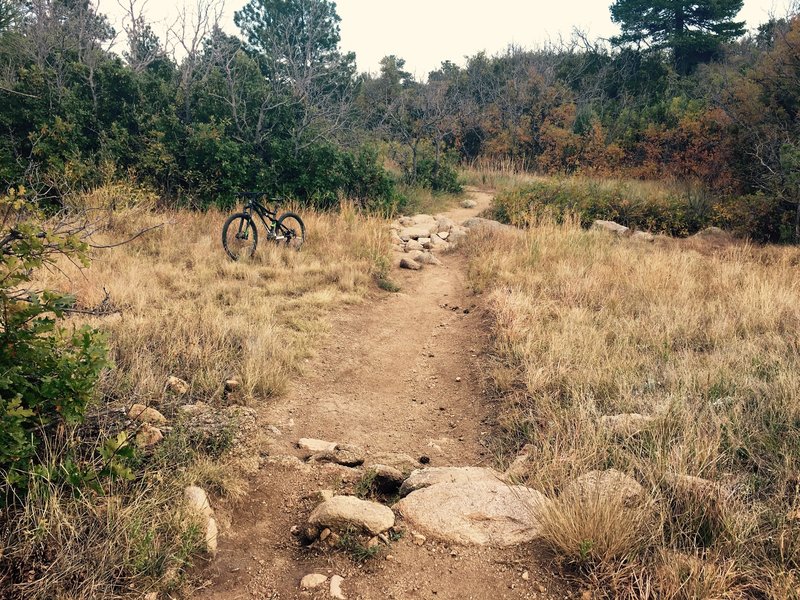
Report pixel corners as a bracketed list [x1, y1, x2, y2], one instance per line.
[390, 213, 468, 270]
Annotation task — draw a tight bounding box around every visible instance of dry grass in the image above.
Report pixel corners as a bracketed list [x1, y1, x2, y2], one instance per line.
[467, 216, 800, 598]
[1, 191, 391, 599]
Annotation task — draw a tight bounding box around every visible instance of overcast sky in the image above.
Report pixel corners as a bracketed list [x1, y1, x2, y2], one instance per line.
[101, 0, 795, 77]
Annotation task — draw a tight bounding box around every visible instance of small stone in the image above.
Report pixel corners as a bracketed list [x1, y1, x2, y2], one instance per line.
[330, 575, 346, 600]
[300, 573, 328, 589]
[412, 532, 426, 546]
[522, 570, 529, 581]
[128, 403, 166, 425]
[419, 455, 430, 464]
[400, 258, 422, 271]
[455, 377, 461, 382]
[385, 554, 394, 561]
[460, 199, 477, 209]
[135, 423, 164, 448]
[366, 536, 380, 548]
[144, 593, 158, 600]
[405, 239, 424, 251]
[165, 376, 189, 395]
[319, 528, 332, 541]
[224, 379, 240, 392]
[538, 584, 547, 593]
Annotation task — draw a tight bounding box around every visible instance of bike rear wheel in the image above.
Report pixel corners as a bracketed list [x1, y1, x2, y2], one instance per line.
[275, 212, 305, 251]
[222, 213, 258, 260]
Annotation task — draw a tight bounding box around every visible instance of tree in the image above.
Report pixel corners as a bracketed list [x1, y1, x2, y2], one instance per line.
[610, 0, 745, 74]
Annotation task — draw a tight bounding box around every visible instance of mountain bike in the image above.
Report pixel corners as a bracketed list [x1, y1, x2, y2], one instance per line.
[221, 192, 306, 260]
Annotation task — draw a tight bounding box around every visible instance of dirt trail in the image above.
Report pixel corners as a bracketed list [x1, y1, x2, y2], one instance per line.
[196, 189, 561, 600]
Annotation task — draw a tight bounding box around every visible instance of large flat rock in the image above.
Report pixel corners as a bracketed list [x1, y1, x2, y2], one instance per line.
[396, 479, 549, 547]
[399, 466, 508, 496]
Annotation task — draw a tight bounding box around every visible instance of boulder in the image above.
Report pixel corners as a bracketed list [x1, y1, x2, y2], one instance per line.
[400, 258, 421, 271]
[395, 480, 549, 546]
[399, 216, 415, 227]
[632, 230, 655, 242]
[405, 239, 424, 251]
[599, 414, 656, 438]
[591, 220, 630, 237]
[298, 438, 337, 453]
[400, 466, 507, 496]
[460, 199, 478, 209]
[437, 231, 450, 240]
[300, 574, 328, 589]
[418, 237, 432, 248]
[693, 226, 729, 240]
[308, 496, 395, 535]
[412, 213, 435, 224]
[165, 376, 189, 395]
[562, 469, 645, 508]
[135, 423, 164, 448]
[128, 403, 166, 425]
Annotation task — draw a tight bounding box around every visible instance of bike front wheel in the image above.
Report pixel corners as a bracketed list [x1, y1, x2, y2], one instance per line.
[222, 213, 258, 260]
[275, 212, 305, 251]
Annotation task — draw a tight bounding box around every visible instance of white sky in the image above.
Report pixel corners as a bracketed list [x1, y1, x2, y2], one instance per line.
[100, 0, 795, 77]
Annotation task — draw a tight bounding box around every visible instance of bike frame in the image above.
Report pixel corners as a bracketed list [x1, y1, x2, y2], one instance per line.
[237, 193, 293, 242]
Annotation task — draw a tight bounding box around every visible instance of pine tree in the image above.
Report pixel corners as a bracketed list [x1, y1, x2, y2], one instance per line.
[610, 0, 745, 74]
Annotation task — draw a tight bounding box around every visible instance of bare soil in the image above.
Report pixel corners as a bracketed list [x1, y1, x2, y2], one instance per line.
[194, 189, 569, 600]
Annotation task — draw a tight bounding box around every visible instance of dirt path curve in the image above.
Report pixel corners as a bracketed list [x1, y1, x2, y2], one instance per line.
[196, 189, 559, 600]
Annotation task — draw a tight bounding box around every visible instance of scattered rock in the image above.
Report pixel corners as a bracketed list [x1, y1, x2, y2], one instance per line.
[599, 413, 656, 438]
[128, 403, 166, 425]
[178, 402, 209, 416]
[462, 217, 508, 229]
[308, 496, 395, 535]
[205, 517, 219, 555]
[367, 452, 420, 474]
[418, 237, 432, 247]
[311, 443, 365, 467]
[135, 423, 164, 448]
[522, 570, 530, 581]
[504, 444, 533, 481]
[400, 257, 422, 270]
[319, 527, 332, 541]
[405, 239, 424, 251]
[184, 486, 214, 520]
[437, 231, 450, 240]
[415, 252, 442, 266]
[330, 575, 346, 599]
[562, 469, 645, 508]
[693, 226, 730, 241]
[298, 438, 337, 453]
[460, 199, 477, 209]
[224, 379, 240, 392]
[396, 479, 549, 546]
[165, 376, 189, 395]
[400, 466, 508, 496]
[300, 573, 328, 589]
[448, 228, 468, 246]
[399, 227, 432, 241]
[366, 536, 380, 548]
[632, 230, 655, 242]
[591, 220, 631, 237]
[412, 532, 426, 546]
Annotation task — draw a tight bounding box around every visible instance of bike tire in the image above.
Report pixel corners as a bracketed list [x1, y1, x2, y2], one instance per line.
[275, 212, 305, 251]
[222, 212, 258, 260]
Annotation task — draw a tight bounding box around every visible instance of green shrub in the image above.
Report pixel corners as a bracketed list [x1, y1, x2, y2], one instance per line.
[0, 188, 108, 494]
[492, 178, 794, 241]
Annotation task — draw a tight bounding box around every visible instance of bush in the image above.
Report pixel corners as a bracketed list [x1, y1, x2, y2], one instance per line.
[492, 178, 794, 242]
[0, 188, 108, 495]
